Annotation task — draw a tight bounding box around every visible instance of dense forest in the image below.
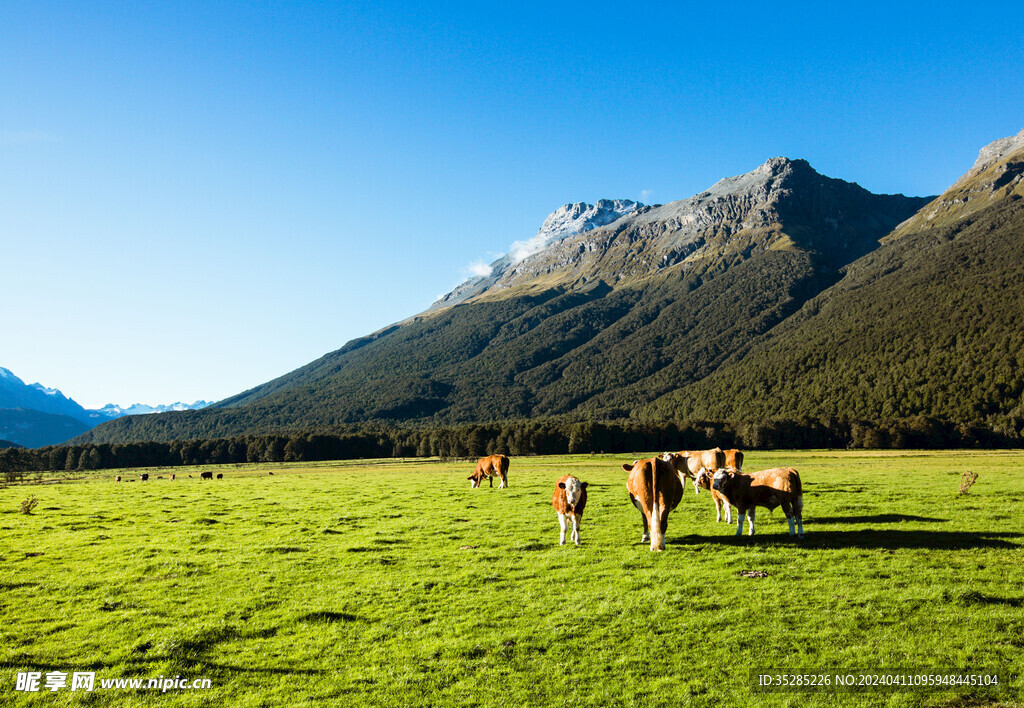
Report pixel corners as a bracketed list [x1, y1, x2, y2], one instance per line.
[2, 415, 1018, 480]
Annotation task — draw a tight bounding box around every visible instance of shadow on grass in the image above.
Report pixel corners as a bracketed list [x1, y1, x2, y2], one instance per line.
[810, 514, 947, 524]
[669, 529, 1022, 550]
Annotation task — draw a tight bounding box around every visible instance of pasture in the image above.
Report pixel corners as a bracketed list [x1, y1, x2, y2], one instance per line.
[1, 450, 1022, 707]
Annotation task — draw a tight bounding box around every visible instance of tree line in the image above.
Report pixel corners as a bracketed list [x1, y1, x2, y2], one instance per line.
[2, 415, 1020, 481]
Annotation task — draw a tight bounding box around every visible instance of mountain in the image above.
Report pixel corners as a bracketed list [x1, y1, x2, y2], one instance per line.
[642, 129, 1024, 428]
[0, 409, 90, 449]
[94, 401, 214, 417]
[0, 367, 211, 446]
[0, 367, 97, 425]
[74, 155, 933, 444]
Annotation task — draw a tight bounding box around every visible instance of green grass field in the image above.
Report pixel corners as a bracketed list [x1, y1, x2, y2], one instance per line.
[2, 450, 1022, 707]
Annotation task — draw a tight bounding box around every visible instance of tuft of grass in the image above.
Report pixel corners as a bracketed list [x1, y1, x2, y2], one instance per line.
[958, 469, 979, 495]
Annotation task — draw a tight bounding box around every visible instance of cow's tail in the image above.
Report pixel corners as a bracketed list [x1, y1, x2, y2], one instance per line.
[650, 459, 664, 551]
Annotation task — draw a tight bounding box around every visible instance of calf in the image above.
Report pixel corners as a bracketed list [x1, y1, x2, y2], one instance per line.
[712, 468, 804, 538]
[552, 475, 588, 546]
[139, 473, 149, 482]
[114, 475, 121, 483]
[200, 471, 213, 480]
[693, 468, 734, 523]
[216, 473, 223, 479]
[624, 457, 684, 551]
[468, 454, 509, 489]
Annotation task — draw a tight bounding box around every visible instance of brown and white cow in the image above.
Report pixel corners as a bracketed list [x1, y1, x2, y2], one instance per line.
[661, 448, 726, 491]
[693, 467, 735, 523]
[114, 475, 121, 483]
[552, 475, 588, 546]
[624, 457, 684, 551]
[468, 454, 509, 489]
[711, 467, 804, 538]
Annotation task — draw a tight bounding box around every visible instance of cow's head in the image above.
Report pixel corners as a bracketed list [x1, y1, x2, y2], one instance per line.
[558, 476, 588, 509]
[711, 468, 734, 492]
[468, 472, 482, 488]
[693, 467, 713, 494]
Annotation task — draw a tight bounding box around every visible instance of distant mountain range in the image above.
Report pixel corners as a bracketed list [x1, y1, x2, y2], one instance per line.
[0, 367, 209, 447]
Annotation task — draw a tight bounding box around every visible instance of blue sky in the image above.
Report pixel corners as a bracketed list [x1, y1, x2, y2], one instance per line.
[2, 1, 1022, 409]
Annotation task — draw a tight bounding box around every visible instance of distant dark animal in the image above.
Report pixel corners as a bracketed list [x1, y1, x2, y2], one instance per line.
[552, 474, 588, 546]
[468, 454, 509, 489]
[157, 476, 163, 479]
[139, 473, 149, 482]
[200, 471, 213, 480]
[712, 467, 804, 538]
[269, 472, 274, 475]
[216, 473, 223, 479]
[114, 475, 121, 483]
[623, 457, 684, 551]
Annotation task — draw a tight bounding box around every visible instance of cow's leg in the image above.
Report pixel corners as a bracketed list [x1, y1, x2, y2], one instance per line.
[723, 502, 732, 524]
[630, 494, 649, 543]
[498, 474, 505, 490]
[558, 513, 568, 545]
[715, 496, 723, 523]
[735, 508, 745, 536]
[794, 494, 805, 538]
[747, 507, 756, 536]
[489, 474, 493, 488]
[782, 500, 796, 536]
[572, 514, 582, 546]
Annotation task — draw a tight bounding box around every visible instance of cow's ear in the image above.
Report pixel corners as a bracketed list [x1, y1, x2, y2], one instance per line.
[581, 482, 588, 489]
[558, 482, 566, 489]
[622, 463, 633, 472]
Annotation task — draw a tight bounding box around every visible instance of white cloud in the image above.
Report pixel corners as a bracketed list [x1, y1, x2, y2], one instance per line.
[466, 259, 493, 278]
[640, 189, 653, 202]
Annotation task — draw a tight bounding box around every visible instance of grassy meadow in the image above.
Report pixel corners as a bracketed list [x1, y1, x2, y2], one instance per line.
[1, 450, 1022, 707]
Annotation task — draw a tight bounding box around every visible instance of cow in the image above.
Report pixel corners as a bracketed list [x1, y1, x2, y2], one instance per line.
[552, 475, 588, 546]
[200, 471, 213, 480]
[468, 454, 509, 489]
[216, 473, 223, 480]
[711, 467, 804, 538]
[693, 467, 735, 523]
[661, 448, 726, 491]
[114, 475, 121, 483]
[169, 473, 175, 481]
[139, 473, 149, 482]
[624, 457, 684, 551]
[723, 449, 743, 471]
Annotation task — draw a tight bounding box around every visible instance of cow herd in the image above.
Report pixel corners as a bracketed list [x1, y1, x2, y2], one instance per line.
[469, 448, 805, 551]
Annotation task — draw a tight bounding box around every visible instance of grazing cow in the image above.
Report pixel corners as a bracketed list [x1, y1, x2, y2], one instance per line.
[114, 475, 121, 483]
[624, 457, 684, 551]
[552, 475, 588, 546]
[661, 448, 726, 490]
[139, 473, 149, 482]
[712, 468, 804, 538]
[200, 471, 213, 480]
[216, 473, 223, 479]
[693, 468, 735, 523]
[468, 454, 509, 489]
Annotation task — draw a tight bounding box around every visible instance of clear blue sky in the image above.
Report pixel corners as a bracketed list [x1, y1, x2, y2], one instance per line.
[2, 1, 1022, 409]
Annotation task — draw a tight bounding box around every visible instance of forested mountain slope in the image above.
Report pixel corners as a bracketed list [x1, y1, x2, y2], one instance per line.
[644, 130, 1024, 431]
[74, 155, 931, 444]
